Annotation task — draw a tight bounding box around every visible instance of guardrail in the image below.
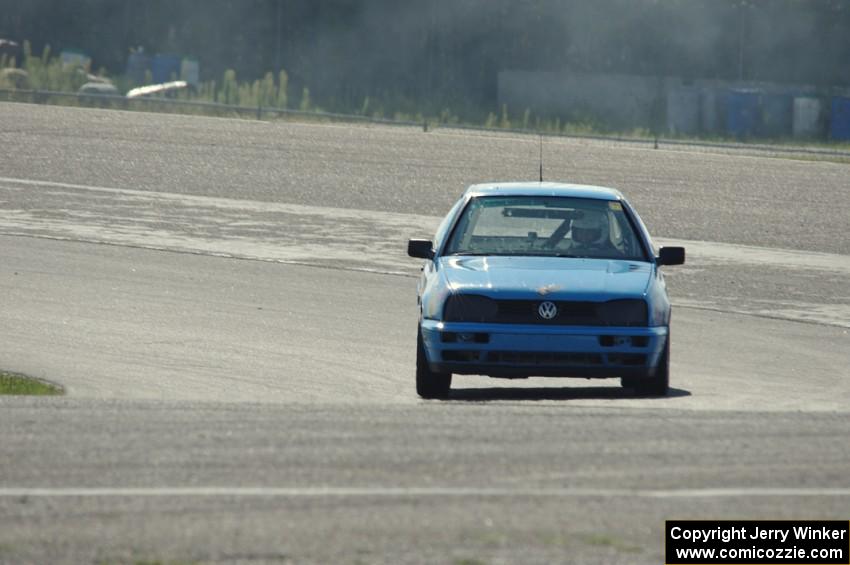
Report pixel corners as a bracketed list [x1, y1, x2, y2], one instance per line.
[0, 87, 424, 126]
[3, 87, 850, 159]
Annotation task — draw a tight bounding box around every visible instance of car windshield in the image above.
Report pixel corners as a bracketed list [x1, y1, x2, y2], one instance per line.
[444, 195, 647, 260]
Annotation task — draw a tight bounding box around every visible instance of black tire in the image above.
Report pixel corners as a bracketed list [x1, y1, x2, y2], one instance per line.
[416, 328, 452, 399]
[634, 334, 670, 397]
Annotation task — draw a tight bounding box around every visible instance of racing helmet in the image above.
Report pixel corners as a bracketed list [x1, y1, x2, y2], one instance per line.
[571, 209, 609, 245]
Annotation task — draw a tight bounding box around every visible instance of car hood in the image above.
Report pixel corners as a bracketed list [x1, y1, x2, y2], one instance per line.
[439, 256, 652, 300]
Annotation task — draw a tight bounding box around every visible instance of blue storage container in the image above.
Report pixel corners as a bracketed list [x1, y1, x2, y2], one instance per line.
[152, 54, 181, 84]
[759, 93, 792, 137]
[180, 57, 200, 86]
[793, 97, 823, 138]
[700, 88, 721, 134]
[726, 89, 760, 138]
[830, 96, 850, 141]
[666, 86, 700, 136]
[125, 52, 150, 86]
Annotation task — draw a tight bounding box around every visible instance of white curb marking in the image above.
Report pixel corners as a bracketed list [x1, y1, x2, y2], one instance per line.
[0, 487, 848, 498]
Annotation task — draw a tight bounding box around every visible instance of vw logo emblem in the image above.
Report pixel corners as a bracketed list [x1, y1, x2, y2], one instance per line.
[538, 301, 558, 320]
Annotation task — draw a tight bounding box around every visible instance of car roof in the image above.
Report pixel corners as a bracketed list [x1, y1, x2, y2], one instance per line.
[464, 182, 624, 201]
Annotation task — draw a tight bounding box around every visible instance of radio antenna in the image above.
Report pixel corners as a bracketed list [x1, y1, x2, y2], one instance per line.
[538, 134, 543, 182]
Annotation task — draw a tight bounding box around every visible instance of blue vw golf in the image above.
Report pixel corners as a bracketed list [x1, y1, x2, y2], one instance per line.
[407, 182, 685, 399]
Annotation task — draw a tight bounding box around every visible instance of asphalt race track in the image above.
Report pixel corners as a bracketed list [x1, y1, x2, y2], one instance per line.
[0, 103, 848, 564]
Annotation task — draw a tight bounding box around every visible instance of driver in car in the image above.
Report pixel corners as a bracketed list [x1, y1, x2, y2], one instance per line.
[568, 209, 622, 257]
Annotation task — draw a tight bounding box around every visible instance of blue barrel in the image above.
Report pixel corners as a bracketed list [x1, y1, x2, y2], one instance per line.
[700, 88, 721, 134]
[793, 97, 823, 138]
[125, 52, 150, 85]
[759, 93, 792, 137]
[726, 90, 760, 138]
[830, 96, 850, 141]
[180, 57, 200, 86]
[666, 87, 700, 136]
[152, 54, 181, 83]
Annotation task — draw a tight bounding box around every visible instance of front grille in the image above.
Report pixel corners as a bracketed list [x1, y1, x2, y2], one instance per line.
[443, 295, 647, 326]
[441, 350, 647, 367]
[485, 351, 604, 366]
[495, 300, 601, 325]
[606, 353, 647, 366]
[443, 350, 479, 362]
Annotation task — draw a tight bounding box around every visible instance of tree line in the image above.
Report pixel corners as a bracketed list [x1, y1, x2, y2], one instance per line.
[1, 0, 847, 116]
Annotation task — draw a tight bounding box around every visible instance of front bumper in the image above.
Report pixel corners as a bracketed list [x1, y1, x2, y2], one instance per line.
[421, 319, 668, 379]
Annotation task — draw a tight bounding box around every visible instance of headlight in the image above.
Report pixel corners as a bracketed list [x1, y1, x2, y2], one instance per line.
[443, 294, 498, 323]
[597, 299, 648, 327]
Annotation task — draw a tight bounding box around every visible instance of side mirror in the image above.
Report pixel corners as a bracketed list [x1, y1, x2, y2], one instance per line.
[407, 239, 434, 259]
[657, 246, 685, 266]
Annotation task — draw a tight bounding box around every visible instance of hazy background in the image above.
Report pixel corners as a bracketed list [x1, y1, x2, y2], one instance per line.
[1, 0, 847, 118]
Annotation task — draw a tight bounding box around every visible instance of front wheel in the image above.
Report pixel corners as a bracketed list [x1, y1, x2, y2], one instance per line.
[416, 328, 451, 399]
[633, 334, 670, 397]
[620, 334, 670, 396]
